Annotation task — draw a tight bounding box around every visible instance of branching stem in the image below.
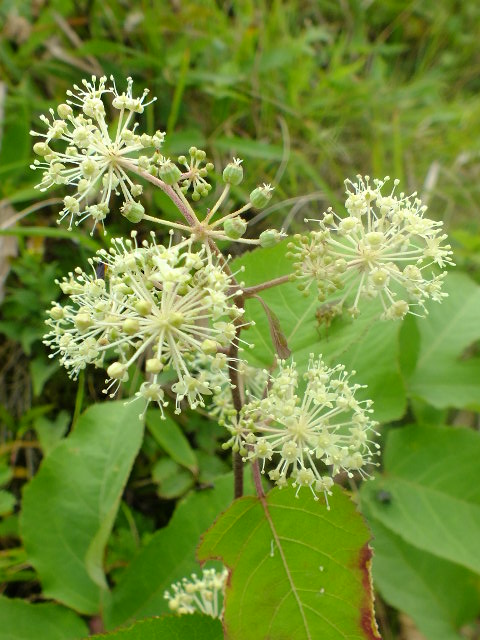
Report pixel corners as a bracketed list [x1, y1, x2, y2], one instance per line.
[243, 274, 291, 297]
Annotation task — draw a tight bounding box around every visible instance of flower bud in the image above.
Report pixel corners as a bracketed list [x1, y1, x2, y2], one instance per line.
[223, 158, 243, 185]
[135, 300, 152, 315]
[365, 231, 384, 246]
[121, 202, 145, 223]
[33, 142, 51, 156]
[201, 339, 219, 354]
[158, 159, 182, 185]
[370, 268, 389, 289]
[259, 229, 283, 248]
[223, 217, 247, 240]
[146, 358, 163, 374]
[384, 300, 409, 320]
[138, 155, 151, 170]
[74, 313, 93, 331]
[48, 305, 64, 320]
[107, 362, 128, 380]
[250, 184, 273, 209]
[57, 103, 73, 119]
[122, 319, 140, 334]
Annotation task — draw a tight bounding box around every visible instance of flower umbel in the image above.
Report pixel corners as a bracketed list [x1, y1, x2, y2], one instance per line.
[289, 176, 454, 318]
[44, 232, 247, 416]
[164, 567, 228, 618]
[31, 75, 163, 233]
[230, 356, 379, 506]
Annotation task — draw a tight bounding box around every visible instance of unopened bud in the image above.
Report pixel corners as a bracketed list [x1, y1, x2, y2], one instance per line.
[223, 158, 243, 185]
[250, 184, 273, 209]
[224, 217, 247, 240]
[107, 362, 128, 380]
[259, 229, 283, 248]
[57, 104, 73, 119]
[33, 142, 51, 156]
[158, 159, 182, 185]
[121, 202, 145, 223]
[122, 319, 140, 334]
[74, 313, 93, 331]
[146, 358, 163, 374]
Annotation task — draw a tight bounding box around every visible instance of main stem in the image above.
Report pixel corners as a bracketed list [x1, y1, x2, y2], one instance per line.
[228, 319, 245, 499]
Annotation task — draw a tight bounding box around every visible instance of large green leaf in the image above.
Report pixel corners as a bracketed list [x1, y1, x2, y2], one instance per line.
[360, 425, 480, 574]
[0, 597, 88, 640]
[365, 513, 480, 640]
[198, 485, 380, 640]
[234, 243, 405, 422]
[20, 402, 145, 614]
[89, 614, 222, 639]
[104, 473, 250, 629]
[406, 272, 480, 409]
[146, 410, 198, 473]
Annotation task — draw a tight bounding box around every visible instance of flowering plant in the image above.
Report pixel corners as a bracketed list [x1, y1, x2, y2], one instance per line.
[27, 76, 453, 639]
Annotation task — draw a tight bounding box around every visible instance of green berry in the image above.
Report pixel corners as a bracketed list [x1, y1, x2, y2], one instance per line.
[259, 229, 283, 248]
[223, 159, 244, 185]
[224, 217, 247, 239]
[121, 202, 145, 223]
[250, 184, 274, 209]
[158, 160, 182, 185]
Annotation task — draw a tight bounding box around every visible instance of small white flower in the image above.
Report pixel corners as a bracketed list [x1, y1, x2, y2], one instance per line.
[31, 75, 164, 233]
[289, 176, 454, 318]
[44, 233, 247, 417]
[164, 567, 228, 618]
[231, 356, 379, 506]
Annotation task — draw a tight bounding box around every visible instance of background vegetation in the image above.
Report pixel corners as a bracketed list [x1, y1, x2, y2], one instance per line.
[1, 1, 480, 639]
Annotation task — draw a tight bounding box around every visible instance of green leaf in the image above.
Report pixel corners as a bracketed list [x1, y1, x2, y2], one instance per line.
[90, 614, 222, 639]
[0, 597, 88, 640]
[235, 243, 405, 422]
[0, 227, 102, 251]
[360, 425, 480, 574]
[407, 272, 480, 409]
[198, 485, 380, 640]
[0, 460, 13, 486]
[0, 490, 16, 516]
[213, 136, 284, 160]
[34, 411, 70, 455]
[365, 513, 480, 640]
[20, 401, 145, 614]
[197, 451, 230, 484]
[152, 458, 194, 499]
[30, 355, 59, 397]
[105, 473, 249, 629]
[146, 410, 198, 473]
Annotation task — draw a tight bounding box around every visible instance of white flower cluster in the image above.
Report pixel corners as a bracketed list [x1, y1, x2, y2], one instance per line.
[289, 176, 454, 319]
[226, 356, 379, 506]
[164, 567, 228, 618]
[30, 75, 164, 233]
[44, 233, 247, 416]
